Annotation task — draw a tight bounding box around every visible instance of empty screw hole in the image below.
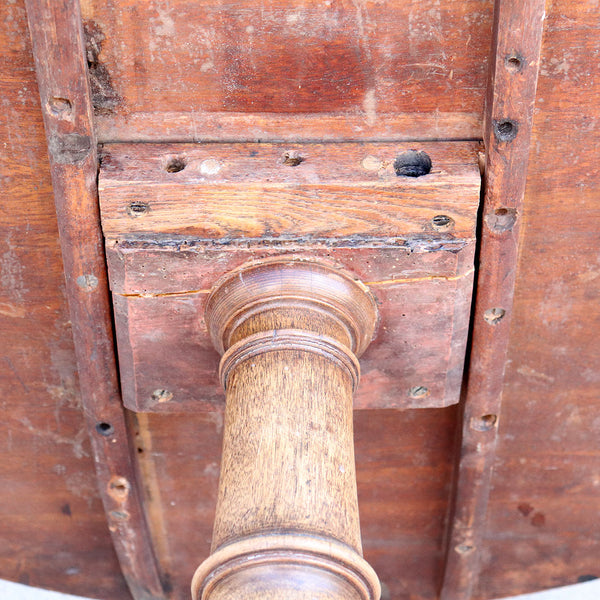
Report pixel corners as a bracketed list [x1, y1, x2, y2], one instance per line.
[165, 157, 186, 173]
[394, 150, 432, 177]
[506, 55, 523, 72]
[95, 422, 114, 436]
[494, 119, 518, 142]
[471, 414, 498, 432]
[431, 214, 454, 231]
[485, 207, 517, 232]
[282, 151, 305, 166]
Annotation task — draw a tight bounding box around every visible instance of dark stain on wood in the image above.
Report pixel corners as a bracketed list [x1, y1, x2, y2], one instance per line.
[48, 132, 92, 164]
[83, 19, 121, 114]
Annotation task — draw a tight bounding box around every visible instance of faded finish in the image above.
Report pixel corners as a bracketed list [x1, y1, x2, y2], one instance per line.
[0, 1, 128, 597]
[98, 142, 480, 413]
[441, 1, 546, 599]
[3, 0, 600, 600]
[475, 0, 600, 596]
[80, 0, 493, 142]
[24, 0, 164, 598]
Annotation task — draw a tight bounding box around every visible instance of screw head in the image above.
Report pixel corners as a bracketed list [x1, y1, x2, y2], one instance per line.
[409, 385, 429, 399]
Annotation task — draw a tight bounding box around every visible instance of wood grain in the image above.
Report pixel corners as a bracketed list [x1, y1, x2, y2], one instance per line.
[79, 0, 493, 142]
[440, 1, 546, 599]
[98, 142, 481, 240]
[475, 0, 600, 596]
[24, 1, 165, 598]
[107, 244, 475, 413]
[100, 141, 480, 414]
[130, 405, 459, 600]
[0, 1, 129, 597]
[193, 260, 379, 599]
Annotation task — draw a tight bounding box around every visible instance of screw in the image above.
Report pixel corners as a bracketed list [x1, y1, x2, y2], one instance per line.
[126, 201, 150, 217]
[281, 150, 305, 166]
[152, 389, 173, 403]
[109, 510, 130, 521]
[455, 544, 475, 555]
[47, 97, 72, 118]
[431, 215, 454, 231]
[409, 385, 429, 399]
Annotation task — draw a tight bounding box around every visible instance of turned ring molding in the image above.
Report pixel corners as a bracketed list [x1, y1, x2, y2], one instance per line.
[193, 258, 381, 600]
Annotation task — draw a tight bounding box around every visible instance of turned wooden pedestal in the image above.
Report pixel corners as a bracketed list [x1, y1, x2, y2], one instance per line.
[192, 259, 381, 600]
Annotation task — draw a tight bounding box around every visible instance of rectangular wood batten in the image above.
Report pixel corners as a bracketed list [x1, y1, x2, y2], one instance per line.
[98, 142, 481, 412]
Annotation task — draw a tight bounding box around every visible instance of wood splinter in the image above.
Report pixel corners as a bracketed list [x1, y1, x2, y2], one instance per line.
[192, 258, 381, 600]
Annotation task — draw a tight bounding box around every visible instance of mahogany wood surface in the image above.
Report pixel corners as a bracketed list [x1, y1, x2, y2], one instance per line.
[441, 1, 546, 598]
[2, 0, 600, 599]
[79, 0, 493, 142]
[0, 1, 128, 597]
[24, 1, 164, 597]
[98, 142, 480, 413]
[134, 406, 458, 600]
[474, 1, 600, 596]
[108, 246, 474, 413]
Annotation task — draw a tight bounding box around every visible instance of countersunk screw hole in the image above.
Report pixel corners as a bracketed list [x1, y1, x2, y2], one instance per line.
[494, 119, 518, 142]
[95, 422, 114, 436]
[471, 414, 498, 432]
[394, 150, 432, 177]
[484, 307, 506, 325]
[409, 385, 429, 399]
[431, 214, 454, 231]
[282, 151, 305, 166]
[506, 55, 524, 72]
[126, 201, 150, 217]
[165, 157, 186, 173]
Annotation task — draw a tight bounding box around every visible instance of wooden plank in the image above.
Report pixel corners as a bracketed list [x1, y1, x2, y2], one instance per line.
[475, 0, 600, 595]
[440, 1, 546, 599]
[80, 0, 493, 142]
[23, 2, 165, 598]
[98, 142, 481, 239]
[98, 141, 480, 413]
[0, 1, 129, 597]
[107, 244, 475, 412]
[95, 111, 482, 145]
